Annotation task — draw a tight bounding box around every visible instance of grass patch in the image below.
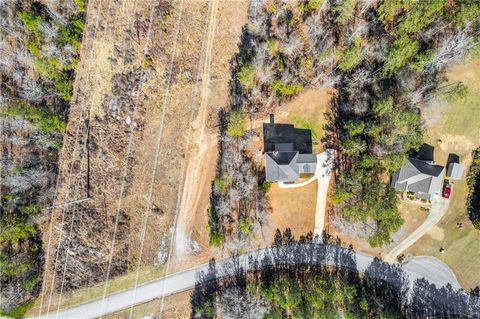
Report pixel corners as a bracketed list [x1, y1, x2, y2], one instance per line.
[291, 115, 320, 145]
[441, 90, 480, 138]
[0, 300, 35, 318]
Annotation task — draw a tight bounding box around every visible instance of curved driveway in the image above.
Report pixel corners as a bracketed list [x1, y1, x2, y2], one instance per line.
[31, 243, 462, 319]
[384, 197, 449, 262]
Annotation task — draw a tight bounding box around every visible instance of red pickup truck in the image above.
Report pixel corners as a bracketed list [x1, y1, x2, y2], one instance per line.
[442, 183, 452, 199]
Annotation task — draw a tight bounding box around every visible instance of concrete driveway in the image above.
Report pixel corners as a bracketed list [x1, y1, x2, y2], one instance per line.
[384, 197, 449, 263]
[278, 149, 334, 237]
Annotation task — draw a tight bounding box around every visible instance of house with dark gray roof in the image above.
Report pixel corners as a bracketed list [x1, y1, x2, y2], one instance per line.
[390, 158, 445, 200]
[264, 117, 317, 182]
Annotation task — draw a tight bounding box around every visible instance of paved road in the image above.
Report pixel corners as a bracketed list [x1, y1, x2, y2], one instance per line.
[384, 197, 449, 262]
[278, 149, 334, 236]
[31, 243, 462, 319]
[402, 256, 461, 291]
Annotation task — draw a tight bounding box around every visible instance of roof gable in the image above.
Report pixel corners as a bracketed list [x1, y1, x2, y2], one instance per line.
[265, 152, 299, 182]
[392, 158, 445, 198]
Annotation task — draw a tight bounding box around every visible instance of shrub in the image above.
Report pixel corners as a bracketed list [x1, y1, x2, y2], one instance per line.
[301, 0, 324, 13]
[411, 49, 436, 72]
[372, 97, 394, 117]
[208, 229, 224, 247]
[21, 274, 41, 291]
[271, 80, 304, 96]
[343, 119, 365, 136]
[330, 188, 353, 204]
[53, 72, 73, 101]
[74, 0, 86, 13]
[338, 45, 362, 72]
[59, 16, 85, 50]
[238, 64, 256, 89]
[143, 56, 154, 68]
[260, 181, 272, 192]
[1, 101, 66, 132]
[214, 174, 232, 195]
[267, 38, 279, 56]
[306, 0, 324, 11]
[17, 11, 43, 43]
[226, 110, 247, 137]
[20, 204, 42, 216]
[34, 58, 74, 102]
[238, 216, 252, 234]
[341, 137, 367, 155]
[207, 207, 224, 247]
[25, 40, 41, 57]
[0, 223, 36, 247]
[332, 0, 356, 25]
[382, 36, 419, 78]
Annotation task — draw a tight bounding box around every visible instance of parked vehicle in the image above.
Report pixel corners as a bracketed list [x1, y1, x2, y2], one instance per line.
[442, 183, 452, 199]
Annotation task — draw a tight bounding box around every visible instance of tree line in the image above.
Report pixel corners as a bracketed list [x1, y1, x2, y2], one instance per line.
[467, 147, 480, 230]
[0, 0, 85, 316]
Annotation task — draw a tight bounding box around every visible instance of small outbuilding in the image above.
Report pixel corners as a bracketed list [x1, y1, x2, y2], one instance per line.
[447, 162, 464, 180]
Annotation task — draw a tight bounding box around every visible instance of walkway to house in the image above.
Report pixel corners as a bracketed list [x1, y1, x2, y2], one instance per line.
[278, 149, 334, 237]
[384, 197, 450, 263]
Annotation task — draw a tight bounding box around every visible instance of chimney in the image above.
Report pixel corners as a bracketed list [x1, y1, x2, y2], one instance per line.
[269, 114, 274, 124]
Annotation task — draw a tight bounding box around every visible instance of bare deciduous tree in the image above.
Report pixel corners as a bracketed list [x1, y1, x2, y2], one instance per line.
[217, 286, 270, 319]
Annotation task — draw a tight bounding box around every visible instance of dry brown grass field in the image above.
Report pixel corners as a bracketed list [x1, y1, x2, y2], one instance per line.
[33, 0, 250, 315]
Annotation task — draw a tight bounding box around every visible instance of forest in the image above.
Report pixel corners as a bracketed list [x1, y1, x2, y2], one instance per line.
[192, 231, 480, 318]
[0, 0, 85, 316]
[209, 0, 480, 250]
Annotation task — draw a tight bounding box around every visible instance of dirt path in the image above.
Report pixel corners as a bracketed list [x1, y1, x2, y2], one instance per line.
[174, 0, 219, 257]
[172, 0, 250, 262]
